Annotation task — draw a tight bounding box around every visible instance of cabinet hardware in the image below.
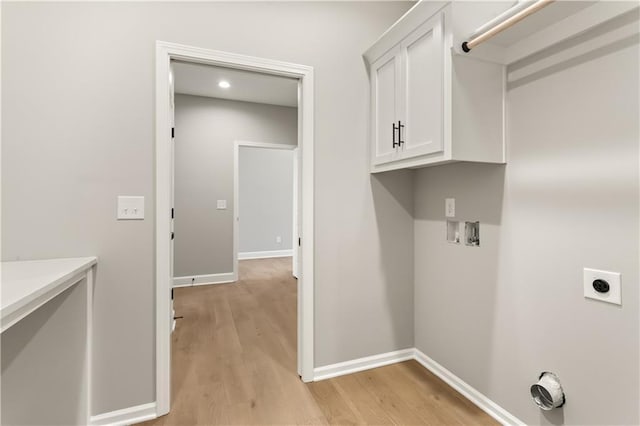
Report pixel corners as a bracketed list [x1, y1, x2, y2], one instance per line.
[392, 122, 399, 148]
[398, 121, 405, 146]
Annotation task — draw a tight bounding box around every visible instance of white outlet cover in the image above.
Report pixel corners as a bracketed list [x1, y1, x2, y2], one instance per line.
[117, 196, 144, 220]
[217, 200, 227, 210]
[445, 198, 455, 218]
[584, 268, 621, 305]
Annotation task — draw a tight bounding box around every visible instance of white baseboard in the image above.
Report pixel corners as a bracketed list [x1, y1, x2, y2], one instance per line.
[313, 348, 414, 381]
[90, 402, 156, 426]
[238, 249, 293, 260]
[413, 349, 525, 426]
[173, 272, 236, 287]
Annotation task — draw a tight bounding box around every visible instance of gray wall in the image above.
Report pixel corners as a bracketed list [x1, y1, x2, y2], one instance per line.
[2, 282, 88, 425]
[1, 1, 414, 414]
[413, 20, 639, 425]
[173, 94, 296, 277]
[239, 147, 294, 254]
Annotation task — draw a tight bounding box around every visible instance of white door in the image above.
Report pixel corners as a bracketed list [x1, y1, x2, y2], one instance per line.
[170, 62, 176, 333]
[371, 45, 402, 166]
[400, 12, 444, 159]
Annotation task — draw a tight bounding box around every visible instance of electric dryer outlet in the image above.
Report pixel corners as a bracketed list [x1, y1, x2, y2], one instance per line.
[583, 268, 621, 305]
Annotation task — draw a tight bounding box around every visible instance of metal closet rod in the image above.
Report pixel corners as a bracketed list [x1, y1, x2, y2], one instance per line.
[461, 0, 555, 53]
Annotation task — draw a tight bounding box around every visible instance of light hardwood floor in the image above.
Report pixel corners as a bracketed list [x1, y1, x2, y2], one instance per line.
[143, 257, 497, 425]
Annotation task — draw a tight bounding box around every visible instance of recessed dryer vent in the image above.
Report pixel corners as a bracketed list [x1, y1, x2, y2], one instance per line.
[530, 372, 565, 411]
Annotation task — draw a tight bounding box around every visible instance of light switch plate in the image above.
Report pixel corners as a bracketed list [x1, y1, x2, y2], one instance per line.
[584, 268, 621, 305]
[217, 200, 227, 210]
[117, 196, 144, 220]
[445, 198, 455, 218]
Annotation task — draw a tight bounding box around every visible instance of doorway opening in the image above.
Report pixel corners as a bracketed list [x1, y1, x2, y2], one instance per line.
[155, 41, 315, 417]
[233, 141, 299, 278]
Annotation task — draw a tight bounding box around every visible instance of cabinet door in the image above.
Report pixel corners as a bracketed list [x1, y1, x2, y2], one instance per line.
[370, 46, 401, 166]
[400, 12, 444, 159]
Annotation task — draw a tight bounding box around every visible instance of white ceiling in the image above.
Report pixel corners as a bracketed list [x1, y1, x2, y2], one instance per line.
[173, 61, 298, 108]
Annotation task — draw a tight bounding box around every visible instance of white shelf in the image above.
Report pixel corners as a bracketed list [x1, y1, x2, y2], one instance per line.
[1, 257, 97, 333]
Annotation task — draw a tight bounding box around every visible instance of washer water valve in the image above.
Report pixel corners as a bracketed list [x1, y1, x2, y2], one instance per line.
[530, 372, 565, 410]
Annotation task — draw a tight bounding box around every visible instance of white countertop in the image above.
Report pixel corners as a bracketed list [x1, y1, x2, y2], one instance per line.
[1, 257, 97, 333]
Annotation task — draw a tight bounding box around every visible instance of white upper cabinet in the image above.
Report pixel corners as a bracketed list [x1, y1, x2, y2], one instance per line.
[365, 0, 637, 173]
[371, 45, 402, 166]
[401, 12, 445, 160]
[365, 2, 508, 173]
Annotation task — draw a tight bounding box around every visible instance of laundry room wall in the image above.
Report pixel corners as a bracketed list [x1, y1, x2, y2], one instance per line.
[413, 12, 640, 425]
[1, 1, 415, 414]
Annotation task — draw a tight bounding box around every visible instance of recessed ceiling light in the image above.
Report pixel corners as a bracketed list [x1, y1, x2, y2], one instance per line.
[218, 80, 231, 89]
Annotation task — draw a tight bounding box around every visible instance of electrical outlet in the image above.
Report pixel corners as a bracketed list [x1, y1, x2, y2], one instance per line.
[445, 198, 455, 218]
[584, 268, 621, 305]
[276, 236, 282, 243]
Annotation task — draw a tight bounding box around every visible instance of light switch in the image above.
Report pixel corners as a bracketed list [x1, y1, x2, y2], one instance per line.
[117, 196, 144, 220]
[445, 198, 455, 218]
[217, 200, 227, 210]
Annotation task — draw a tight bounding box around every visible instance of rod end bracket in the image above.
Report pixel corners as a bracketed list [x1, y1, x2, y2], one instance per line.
[461, 41, 471, 53]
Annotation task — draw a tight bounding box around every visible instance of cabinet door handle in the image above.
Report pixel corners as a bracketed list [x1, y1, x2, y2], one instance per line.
[398, 120, 405, 146]
[392, 122, 398, 148]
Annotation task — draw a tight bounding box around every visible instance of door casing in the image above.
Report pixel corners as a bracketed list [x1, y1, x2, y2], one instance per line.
[155, 41, 315, 417]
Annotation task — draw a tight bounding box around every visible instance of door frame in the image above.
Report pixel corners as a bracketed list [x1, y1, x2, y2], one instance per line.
[232, 140, 297, 274]
[155, 41, 315, 417]
[292, 146, 299, 280]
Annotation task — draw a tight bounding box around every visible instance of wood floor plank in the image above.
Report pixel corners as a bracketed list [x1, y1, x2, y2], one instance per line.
[142, 258, 498, 426]
[393, 361, 498, 426]
[370, 362, 465, 426]
[328, 373, 396, 425]
[306, 379, 361, 425]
